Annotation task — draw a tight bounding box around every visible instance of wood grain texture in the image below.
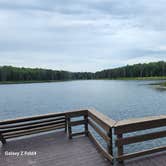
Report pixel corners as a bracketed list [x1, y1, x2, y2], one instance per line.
[88, 131, 113, 162]
[88, 109, 115, 132]
[4, 125, 65, 138]
[0, 117, 65, 129]
[117, 146, 166, 162]
[88, 119, 110, 143]
[116, 130, 166, 146]
[70, 120, 87, 126]
[114, 115, 166, 134]
[0, 112, 66, 125]
[0, 130, 165, 166]
[1, 109, 166, 164]
[0, 131, 112, 166]
[114, 115, 166, 162]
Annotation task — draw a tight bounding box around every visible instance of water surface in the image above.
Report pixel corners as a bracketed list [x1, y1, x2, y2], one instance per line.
[0, 80, 165, 120]
[0, 80, 166, 153]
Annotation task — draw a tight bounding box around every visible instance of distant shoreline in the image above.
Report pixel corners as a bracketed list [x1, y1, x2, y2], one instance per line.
[0, 80, 69, 85]
[1, 76, 166, 85]
[101, 76, 166, 80]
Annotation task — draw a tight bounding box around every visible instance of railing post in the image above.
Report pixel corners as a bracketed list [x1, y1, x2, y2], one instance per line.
[67, 115, 72, 139]
[84, 114, 89, 136]
[0, 132, 6, 144]
[107, 128, 113, 156]
[117, 133, 123, 163]
[65, 114, 67, 133]
[107, 128, 114, 164]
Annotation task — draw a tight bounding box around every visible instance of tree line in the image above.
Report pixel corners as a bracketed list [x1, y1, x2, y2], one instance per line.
[0, 66, 94, 81]
[95, 61, 166, 79]
[1, 61, 166, 81]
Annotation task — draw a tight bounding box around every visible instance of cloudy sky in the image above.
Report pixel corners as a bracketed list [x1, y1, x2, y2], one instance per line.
[0, 0, 166, 72]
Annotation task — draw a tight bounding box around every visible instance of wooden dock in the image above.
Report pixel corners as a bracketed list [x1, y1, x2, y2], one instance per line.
[0, 131, 111, 166]
[0, 109, 166, 166]
[0, 131, 166, 166]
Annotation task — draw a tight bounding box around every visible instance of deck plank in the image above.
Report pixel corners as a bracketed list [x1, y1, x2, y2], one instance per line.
[120, 152, 166, 166]
[0, 131, 111, 166]
[0, 131, 166, 166]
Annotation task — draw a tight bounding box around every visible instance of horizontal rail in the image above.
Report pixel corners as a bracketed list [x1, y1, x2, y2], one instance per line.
[71, 132, 86, 137]
[117, 146, 166, 161]
[115, 115, 166, 162]
[0, 117, 65, 129]
[4, 123, 65, 137]
[116, 130, 166, 146]
[66, 109, 113, 162]
[1, 120, 65, 133]
[66, 110, 88, 118]
[88, 131, 113, 161]
[88, 119, 110, 143]
[66, 110, 89, 139]
[88, 109, 115, 132]
[0, 109, 89, 143]
[0, 109, 87, 125]
[114, 115, 166, 134]
[0, 111, 68, 144]
[1, 109, 166, 164]
[0, 112, 66, 125]
[5, 125, 65, 139]
[87, 110, 114, 162]
[70, 120, 87, 126]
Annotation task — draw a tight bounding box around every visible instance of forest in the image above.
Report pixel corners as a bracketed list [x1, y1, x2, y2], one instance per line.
[0, 61, 166, 82]
[0, 66, 94, 81]
[95, 61, 166, 79]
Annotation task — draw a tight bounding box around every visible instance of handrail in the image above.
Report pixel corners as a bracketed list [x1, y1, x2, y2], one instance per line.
[66, 110, 88, 139]
[0, 109, 88, 125]
[88, 109, 115, 162]
[114, 115, 166, 133]
[66, 109, 114, 162]
[114, 115, 166, 162]
[0, 111, 67, 144]
[115, 115, 166, 126]
[0, 109, 166, 164]
[88, 109, 116, 128]
[0, 112, 66, 125]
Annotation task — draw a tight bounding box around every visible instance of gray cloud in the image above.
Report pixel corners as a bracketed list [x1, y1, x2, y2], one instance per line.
[0, 0, 166, 71]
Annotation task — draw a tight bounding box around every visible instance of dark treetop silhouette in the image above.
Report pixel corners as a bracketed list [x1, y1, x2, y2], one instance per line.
[1, 61, 166, 82]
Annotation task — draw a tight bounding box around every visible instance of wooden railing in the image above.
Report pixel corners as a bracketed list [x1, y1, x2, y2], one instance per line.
[66, 109, 115, 162]
[114, 115, 166, 162]
[0, 112, 67, 144]
[0, 109, 166, 164]
[88, 109, 115, 162]
[66, 110, 88, 139]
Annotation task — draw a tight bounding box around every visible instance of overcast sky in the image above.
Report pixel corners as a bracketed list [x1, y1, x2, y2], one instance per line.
[0, 0, 166, 72]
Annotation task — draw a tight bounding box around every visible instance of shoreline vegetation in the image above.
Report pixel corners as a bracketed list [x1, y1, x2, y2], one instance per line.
[1, 61, 166, 87]
[0, 77, 166, 86]
[149, 81, 166, 89]
[0, 80, 69, 84]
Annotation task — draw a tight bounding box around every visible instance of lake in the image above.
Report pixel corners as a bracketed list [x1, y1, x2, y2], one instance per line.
[0, 80, 165, 120]
[0, 80, 166, 153]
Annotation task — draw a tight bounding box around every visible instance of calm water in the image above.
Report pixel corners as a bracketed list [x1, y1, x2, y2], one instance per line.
[0, 80, 165, 120]
[0, 80, 166, 153]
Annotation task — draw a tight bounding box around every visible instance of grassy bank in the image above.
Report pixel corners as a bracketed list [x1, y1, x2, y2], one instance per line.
[158, 82, 166, 87]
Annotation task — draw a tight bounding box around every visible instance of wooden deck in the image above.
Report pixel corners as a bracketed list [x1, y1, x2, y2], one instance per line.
[0, 131, 166, 166]
[0, 131, 111, 166]
[0, 109, 166, 165]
